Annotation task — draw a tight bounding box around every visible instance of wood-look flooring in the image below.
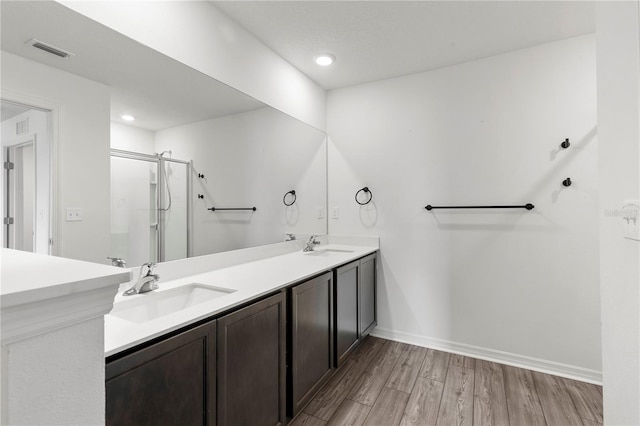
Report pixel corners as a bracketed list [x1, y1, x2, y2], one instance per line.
[292, 336, 603, 426]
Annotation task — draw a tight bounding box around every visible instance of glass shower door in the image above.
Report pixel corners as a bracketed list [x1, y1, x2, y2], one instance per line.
[158, 159, 189, 262]
[110, 155, 158, 266]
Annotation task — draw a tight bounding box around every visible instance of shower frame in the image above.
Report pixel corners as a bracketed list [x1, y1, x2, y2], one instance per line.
[110, 148, 193, 262]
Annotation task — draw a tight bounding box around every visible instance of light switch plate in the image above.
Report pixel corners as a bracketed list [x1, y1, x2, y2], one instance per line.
[332, 207, 340, 219]
[317, 206, 325, 219]
[66, 207, 83, 222]
[622, 200, 639, 241]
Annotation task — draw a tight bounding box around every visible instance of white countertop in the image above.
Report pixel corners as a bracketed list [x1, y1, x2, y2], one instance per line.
[1, 249, 131, 345]
[1, 249, 131, 308]
[105, 243, 377, 357]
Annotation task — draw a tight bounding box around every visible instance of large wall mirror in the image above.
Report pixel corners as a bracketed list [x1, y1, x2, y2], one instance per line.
[1, 1, 327, 267]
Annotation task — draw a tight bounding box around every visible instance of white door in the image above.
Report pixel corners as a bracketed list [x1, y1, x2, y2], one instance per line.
[4, 142, 35, 251]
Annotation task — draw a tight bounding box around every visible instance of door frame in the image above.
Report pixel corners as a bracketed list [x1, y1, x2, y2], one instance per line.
[1, 93, 56, 255]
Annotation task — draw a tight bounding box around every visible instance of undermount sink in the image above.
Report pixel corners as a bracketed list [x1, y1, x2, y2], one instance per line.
[304, 248, 355, 256]
[110, 284, 236, 323]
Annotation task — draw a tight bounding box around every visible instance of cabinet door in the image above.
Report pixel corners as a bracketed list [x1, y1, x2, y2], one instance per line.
[217, 292, 286, 426]
[359, 253, 377, 337]
[334, 260, 359, 367]
[290, 272, 334, 416]
[106, 321, 216, 426]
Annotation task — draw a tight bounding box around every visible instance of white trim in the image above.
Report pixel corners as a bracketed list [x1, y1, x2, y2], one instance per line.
[370, 327, 602, 385]
[1, 90, 59, 256]
[1, 285, 119, 345]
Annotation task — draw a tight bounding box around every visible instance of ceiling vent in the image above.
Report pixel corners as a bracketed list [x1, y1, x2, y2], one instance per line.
[26, 39, 75, 59]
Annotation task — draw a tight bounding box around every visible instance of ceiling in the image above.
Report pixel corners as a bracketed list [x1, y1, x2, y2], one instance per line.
[212, 1, 596, 90]
[1, 1, 264, 131]
[1, 1, 596, 129]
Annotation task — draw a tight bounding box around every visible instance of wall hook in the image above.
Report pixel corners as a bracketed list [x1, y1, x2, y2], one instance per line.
[560, 138, 570, 149]
[355, 187, 373, 205]
[197, 194, 204, 199]
[562, 178, 572, 187]
[198, 173, 205, 179]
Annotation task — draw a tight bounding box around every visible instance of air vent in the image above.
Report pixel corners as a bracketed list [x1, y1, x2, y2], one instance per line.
[26, 39, 74, 59]
[15, 118, 29, 136]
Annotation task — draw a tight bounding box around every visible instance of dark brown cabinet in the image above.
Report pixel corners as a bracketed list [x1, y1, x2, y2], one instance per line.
[217, 291, 286, 426]
[106, 251, 377, 426]
[335, 260, 360, 366]
[334, 253, 377, 367]
[106, 320, 216, 426]
[359, 253, 377, 337]
[289, 272, 334, 417]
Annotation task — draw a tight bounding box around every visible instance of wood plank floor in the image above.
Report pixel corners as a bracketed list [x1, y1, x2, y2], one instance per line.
[292, 336, 603, 426]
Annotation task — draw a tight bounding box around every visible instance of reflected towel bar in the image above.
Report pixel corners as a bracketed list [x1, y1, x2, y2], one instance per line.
[208, 207, 257, 212]
[425, 203, 534, 211]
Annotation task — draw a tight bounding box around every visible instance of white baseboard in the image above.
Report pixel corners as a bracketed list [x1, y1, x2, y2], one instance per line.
[370, 327, 602, 385]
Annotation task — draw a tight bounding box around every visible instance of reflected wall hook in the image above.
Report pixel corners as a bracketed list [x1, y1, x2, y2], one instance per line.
[355, 187, 373, 205]
[561, 138, 570, 149]
[197, 194, 204, 199]
[283, 190, 296, 206]
[198, 173, 205, 179]
[562, 178, 572, 187]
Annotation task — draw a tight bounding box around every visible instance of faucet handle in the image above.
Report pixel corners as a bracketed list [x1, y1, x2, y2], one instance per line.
[139, 262, 157, 278]
[107, 257, 126, 268]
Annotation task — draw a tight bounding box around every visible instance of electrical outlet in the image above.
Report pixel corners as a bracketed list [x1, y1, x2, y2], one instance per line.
[332, 207, 340, 219]
[317, 206, 325, 219]
[622, 200, 639, 241]
[66, 207, 83, 222]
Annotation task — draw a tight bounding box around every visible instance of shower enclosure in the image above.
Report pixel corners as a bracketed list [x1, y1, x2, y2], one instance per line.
[110, 149, 191, 267]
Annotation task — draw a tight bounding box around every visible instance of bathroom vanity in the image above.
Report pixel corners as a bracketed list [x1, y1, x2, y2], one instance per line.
[104, 239, 378, 425]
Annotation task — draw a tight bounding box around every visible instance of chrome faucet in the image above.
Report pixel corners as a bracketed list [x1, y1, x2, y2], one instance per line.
[107, 257, 126, 268]
[285, 233, 296, 241]
[123, 263, 159, 296]
[303, 235, 320, 252]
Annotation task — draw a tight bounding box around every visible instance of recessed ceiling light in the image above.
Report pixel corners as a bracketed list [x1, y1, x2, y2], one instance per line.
[121, 115, 135, 122]
[314, 54, 335, 66]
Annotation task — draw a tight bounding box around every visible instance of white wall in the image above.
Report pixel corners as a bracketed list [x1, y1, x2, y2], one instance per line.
[1, 51, 111, 264]
[110, 122, 154, 154]
[328, 35, 601, 378]
[59, 0, 327, 131]
[595, 2, 640, 423]
[155, 107, 327, 256]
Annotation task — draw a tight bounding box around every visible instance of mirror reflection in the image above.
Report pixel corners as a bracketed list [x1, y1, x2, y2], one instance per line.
[110, 149, 190, 267]
[1, 100, 52, 254]
[1, 1, 327, 266]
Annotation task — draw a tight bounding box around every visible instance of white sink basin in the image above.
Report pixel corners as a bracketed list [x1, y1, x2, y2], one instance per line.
[110, 284, 236, 323]
[304, 248, 355, 256]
